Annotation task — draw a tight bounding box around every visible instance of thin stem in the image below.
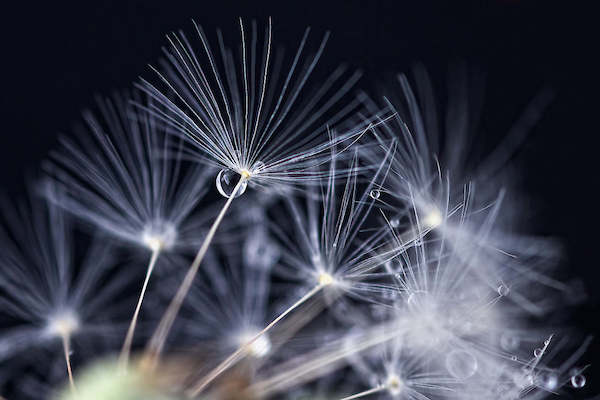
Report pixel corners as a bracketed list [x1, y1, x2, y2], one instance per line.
[144, 176, 248, 366]
[119, 248, 161, 369]
[61, 333, 76, 394]
[339, 386, 385, 400]
[187, 283, 325, 397]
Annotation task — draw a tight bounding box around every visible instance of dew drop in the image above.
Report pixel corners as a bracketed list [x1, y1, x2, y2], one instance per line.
[390, 218, 400, 228]
[370, 189, 381, 200]
[445, 350, 478, 380]
[497, 284, 510, 296]
[571, 373, 586, 388]
[544, 336, 552, 347]
[541, 372, 558, 390]
[534, 348, 543, 358]
[511, 355, 518, 361]
[216, 169, 247, 198]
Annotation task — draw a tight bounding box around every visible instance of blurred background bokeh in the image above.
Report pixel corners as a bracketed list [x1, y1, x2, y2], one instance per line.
[1, 0, 597, 398]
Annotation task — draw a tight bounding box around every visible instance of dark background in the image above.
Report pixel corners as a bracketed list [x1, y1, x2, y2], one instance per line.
[0, 0, 597, 398]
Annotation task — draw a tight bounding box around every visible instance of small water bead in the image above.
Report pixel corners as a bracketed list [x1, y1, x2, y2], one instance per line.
[389, 217, 400, 228]
[369, 189, 381, 200]
[571, 373, 586, 388]
[445, 350, 478, 380]
[540, 372, 558, 390]
[534, 348, 543, 358]
[216, 169, 248, 198]
[497, 284, 510, 296]
[511, 355, 518, 361]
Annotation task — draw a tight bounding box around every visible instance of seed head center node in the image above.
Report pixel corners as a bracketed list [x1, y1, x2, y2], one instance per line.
[318, 272, 334, 286]
[47, 312, 79, 338]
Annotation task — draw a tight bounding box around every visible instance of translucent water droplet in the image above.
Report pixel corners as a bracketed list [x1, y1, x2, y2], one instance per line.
[511, 355, 518, 361]
[571, 373, 586, 388]
[534, 348, 543, 358]
[216, 169, 247, 198]
[497, 284, 510, 296]
[370, 189, 380, 200]
[446, 350, 478, 380]
[390, 218, 400, 228]
[541, 372, 558, 390]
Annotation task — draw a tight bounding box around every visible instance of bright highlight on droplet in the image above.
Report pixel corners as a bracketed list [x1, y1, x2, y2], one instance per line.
[216, 169, 248, 198]
[497, 284, 510, 296]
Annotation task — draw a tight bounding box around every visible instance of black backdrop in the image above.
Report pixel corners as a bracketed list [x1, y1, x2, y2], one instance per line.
[0, 0, 598, 398]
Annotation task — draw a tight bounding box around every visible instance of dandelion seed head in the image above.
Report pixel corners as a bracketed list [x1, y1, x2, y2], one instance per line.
[237, 331, 272, 358]
[44, 93, 211, 253]
[141, 221, 177, 252]
[385, 373, 404, 396]
[0, 192, 130, 367]
[138, 19, 386, 195]
[45, 311, 79, 339]
[317, 271, 335, 286]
